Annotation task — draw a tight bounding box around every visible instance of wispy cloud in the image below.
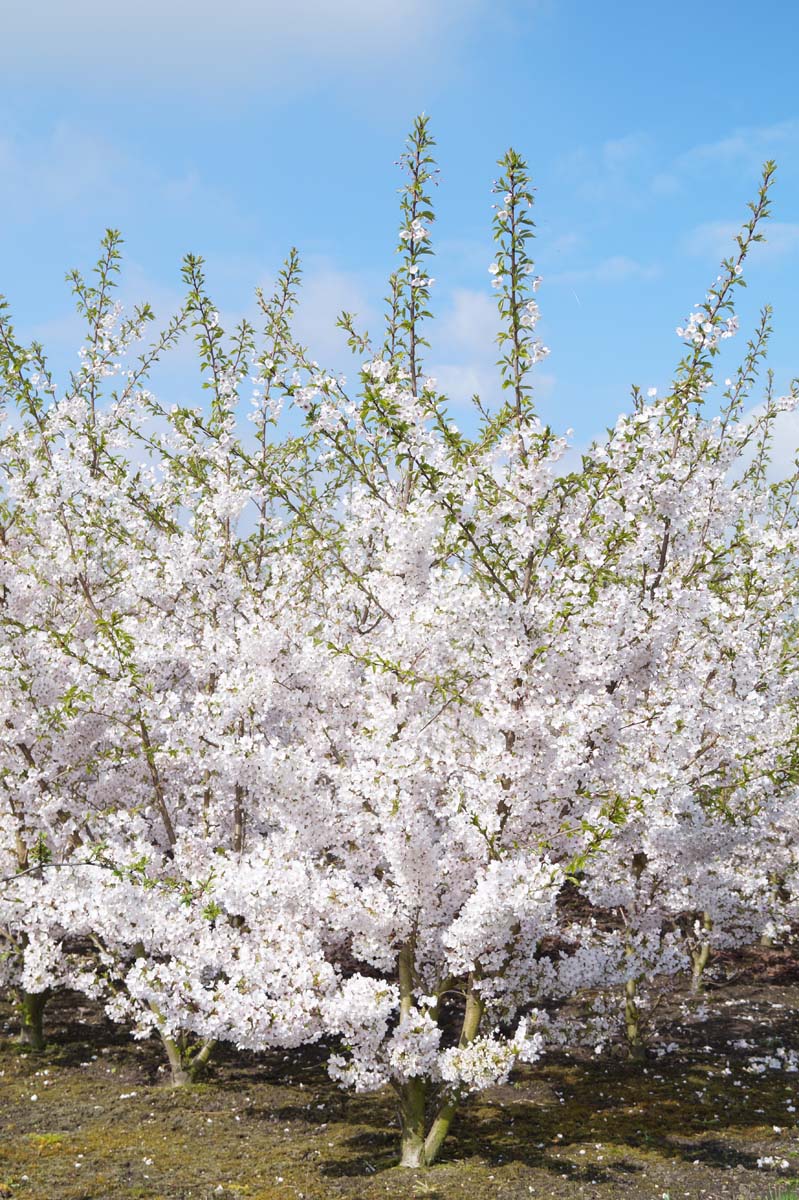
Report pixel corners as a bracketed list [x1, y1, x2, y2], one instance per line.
[0, 124, 129, 215]
[431, 288, 498, 407]
[437, 288, 498, 353]
[649, 120, 799, 201]
[678, 120, 799, 172]
[547, 231, 583, 257]
[293, 261, 378, 370]
[681, 221, 740, 260]
[683, 220, 799, 262]
[427, 286, 556, 409]
[550, 256, 660, 287]
[738, 400, 799, 482]
[1, 0, 492, 92]
[555, 119, 799, 216]
[0, 122, 242, 231]
[555, 134, 654, 206]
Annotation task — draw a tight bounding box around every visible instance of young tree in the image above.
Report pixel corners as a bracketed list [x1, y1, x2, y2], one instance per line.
[2, 121, 797, 1174]
[159, 135, 799, 1165]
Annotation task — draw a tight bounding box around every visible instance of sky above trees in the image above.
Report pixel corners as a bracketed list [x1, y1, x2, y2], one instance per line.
[2, 0, 798, 458]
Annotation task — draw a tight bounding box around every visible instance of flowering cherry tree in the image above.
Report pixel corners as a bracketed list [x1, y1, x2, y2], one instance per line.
[1, 119, 798, 1171]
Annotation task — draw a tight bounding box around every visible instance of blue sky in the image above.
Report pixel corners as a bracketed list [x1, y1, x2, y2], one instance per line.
[2, 0, 798, 460]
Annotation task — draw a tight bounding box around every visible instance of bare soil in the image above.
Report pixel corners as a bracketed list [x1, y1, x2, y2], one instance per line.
[1, 946, 799, 1199]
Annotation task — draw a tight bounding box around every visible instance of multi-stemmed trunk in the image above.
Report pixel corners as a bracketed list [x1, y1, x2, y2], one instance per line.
[396, 946, 484, 1167]
[158, 1030, 216, 1087]
[398, 1075, 473, 1168]
[129, 939, 216, 1085]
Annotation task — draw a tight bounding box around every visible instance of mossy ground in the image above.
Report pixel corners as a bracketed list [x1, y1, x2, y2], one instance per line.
[1, 947, 799, 1199]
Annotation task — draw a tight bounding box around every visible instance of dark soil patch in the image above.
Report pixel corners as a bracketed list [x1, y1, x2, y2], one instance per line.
[1, 948, 799, 1199]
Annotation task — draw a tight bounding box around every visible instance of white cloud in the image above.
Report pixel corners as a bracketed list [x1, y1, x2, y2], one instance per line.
[554, 119, 798, 218]
[437, 288, 498, 353]
[650, 171, 681, 197]
[429, 362, 556, 411]
[0, 125, 127, 214]
[735, 400, 799, 483]
[760, 222, 799, 258]
[681, 221, 739, 261]
[601, 135, 647, 170]
[429, 362, 499, 405]
[429, 287, 557, 410]
[430, 288, 497, 407]
[436, 237, 495, 277]
[683, 220, 799, 263]
[555, 134, 654, 206]
[548, 231, 583, 257]
[678, 120, 799, 172]
[292, 261, 378, 370]
[1, 0, 490, 90]
[160, 255, 378, 381]
[0, 122, 238, 228]
[550, 256, 659, 287]
[765, 409, 799, 480]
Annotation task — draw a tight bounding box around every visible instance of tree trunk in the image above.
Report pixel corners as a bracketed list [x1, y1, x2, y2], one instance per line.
[159, 1031, 215, 1086]
[691, 912, 712, 990]
[624, 978, 646, 1062]
[761, 874, 786, 946]
[17, 988, 49, 1051]
[395, 950, 485, 1167]
[398, 1076, 427, 1166]
[136, 941, 216, 1087]
[422, 1094, 460, 1166]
